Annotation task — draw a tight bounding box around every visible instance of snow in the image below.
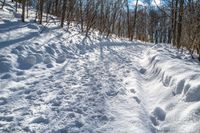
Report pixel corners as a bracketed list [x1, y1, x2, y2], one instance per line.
[0, 1, 200, 133]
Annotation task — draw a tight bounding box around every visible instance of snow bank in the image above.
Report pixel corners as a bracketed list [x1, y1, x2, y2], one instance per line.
[1, 26, 101, 75]
[142, 44, 200, 102]
[141, 44, 200, 132]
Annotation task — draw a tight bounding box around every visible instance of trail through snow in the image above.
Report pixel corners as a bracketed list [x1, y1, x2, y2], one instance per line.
[0, 39, 156, 132]
[1, 3, 200, 133]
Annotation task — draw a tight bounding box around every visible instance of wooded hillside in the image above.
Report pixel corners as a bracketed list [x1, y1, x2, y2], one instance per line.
[1, 0, 200, 59]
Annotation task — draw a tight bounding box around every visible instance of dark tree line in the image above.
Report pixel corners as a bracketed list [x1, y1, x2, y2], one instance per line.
[1, 0, 200, 60]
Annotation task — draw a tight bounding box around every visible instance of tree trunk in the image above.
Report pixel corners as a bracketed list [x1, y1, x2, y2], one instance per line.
[126, 0, 131, 39]
[15, 2, 18, 12]
[35, 2, 39, 22]
[26, 0, 28, 18]
[21, 0, 26, 22]
[55, 0, 58, 15]
[1, 0, 6, 9]
[177, 0, 184, 49]
[131, 0, 139, 40]
[79, 0, 84, 32]
[39, 0, 44, 24]
[172, 0, 178, 46]
[61, 0, 67, 27]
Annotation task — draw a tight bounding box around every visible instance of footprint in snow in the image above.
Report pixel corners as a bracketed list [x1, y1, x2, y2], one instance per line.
[123, 73, 128, 77]
[133, 96, 141, 104]
[139, 68, 146, 74]
[31, 116, 49, 124]
[24, 88, 34, 94]
[130, 89, 136, 94]
[150, 115, 159, 126]
[50, 99, 62, 106]
[16, 71, 25, 76]
[0, 116, 14, 122]
[106, 90, 119, 97]
[54, 120, 84, 133]
[25, 95, 36, 100]
[126, 70, 130, 73]
[0, 97, 7, 105]
[1, 73, 12, 79]
[151, 107, 166, 121]
[150, 107, 166, 126]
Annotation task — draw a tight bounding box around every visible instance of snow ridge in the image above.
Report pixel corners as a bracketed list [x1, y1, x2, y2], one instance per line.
[140, 44, 200, 132]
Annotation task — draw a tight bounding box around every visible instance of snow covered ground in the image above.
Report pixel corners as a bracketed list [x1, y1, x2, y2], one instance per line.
[1, 2, 200, 133]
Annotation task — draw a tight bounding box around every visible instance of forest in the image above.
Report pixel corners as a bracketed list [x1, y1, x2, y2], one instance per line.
[1, 0, 200, 59]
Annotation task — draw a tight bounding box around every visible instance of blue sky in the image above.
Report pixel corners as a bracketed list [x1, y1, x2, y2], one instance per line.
[128, 0, 161, 6]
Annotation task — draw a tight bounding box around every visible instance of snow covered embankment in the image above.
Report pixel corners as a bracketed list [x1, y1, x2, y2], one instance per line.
[141, 44, 200, 133]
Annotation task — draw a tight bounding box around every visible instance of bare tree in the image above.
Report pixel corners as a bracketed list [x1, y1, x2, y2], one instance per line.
[21, 0, 26, 22]
[39, 0, 44, 24]
[0, 0, 6, 9]
[61, 0, 67, 27]
[131, 0, 139, 40]
[176, 0, 184, 49]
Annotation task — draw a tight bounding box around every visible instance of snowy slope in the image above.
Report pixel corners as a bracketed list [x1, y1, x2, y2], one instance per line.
[1, 2, 200, 133]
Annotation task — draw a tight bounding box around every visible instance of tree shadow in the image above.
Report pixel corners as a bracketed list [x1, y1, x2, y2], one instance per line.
[0, 20, 31, 32]
[0, 31, 39, 49]
[0, 20, 62, 49]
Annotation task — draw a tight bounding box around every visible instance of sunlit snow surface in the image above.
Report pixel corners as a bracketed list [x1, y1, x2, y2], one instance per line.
[0, 1, 200, 133]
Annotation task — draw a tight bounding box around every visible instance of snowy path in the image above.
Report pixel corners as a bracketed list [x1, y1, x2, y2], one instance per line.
[1, 22, 200, 132]
[1, 5, 200, 132]
[0, 8, 154, 132]
[0, 40, 158, 132]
